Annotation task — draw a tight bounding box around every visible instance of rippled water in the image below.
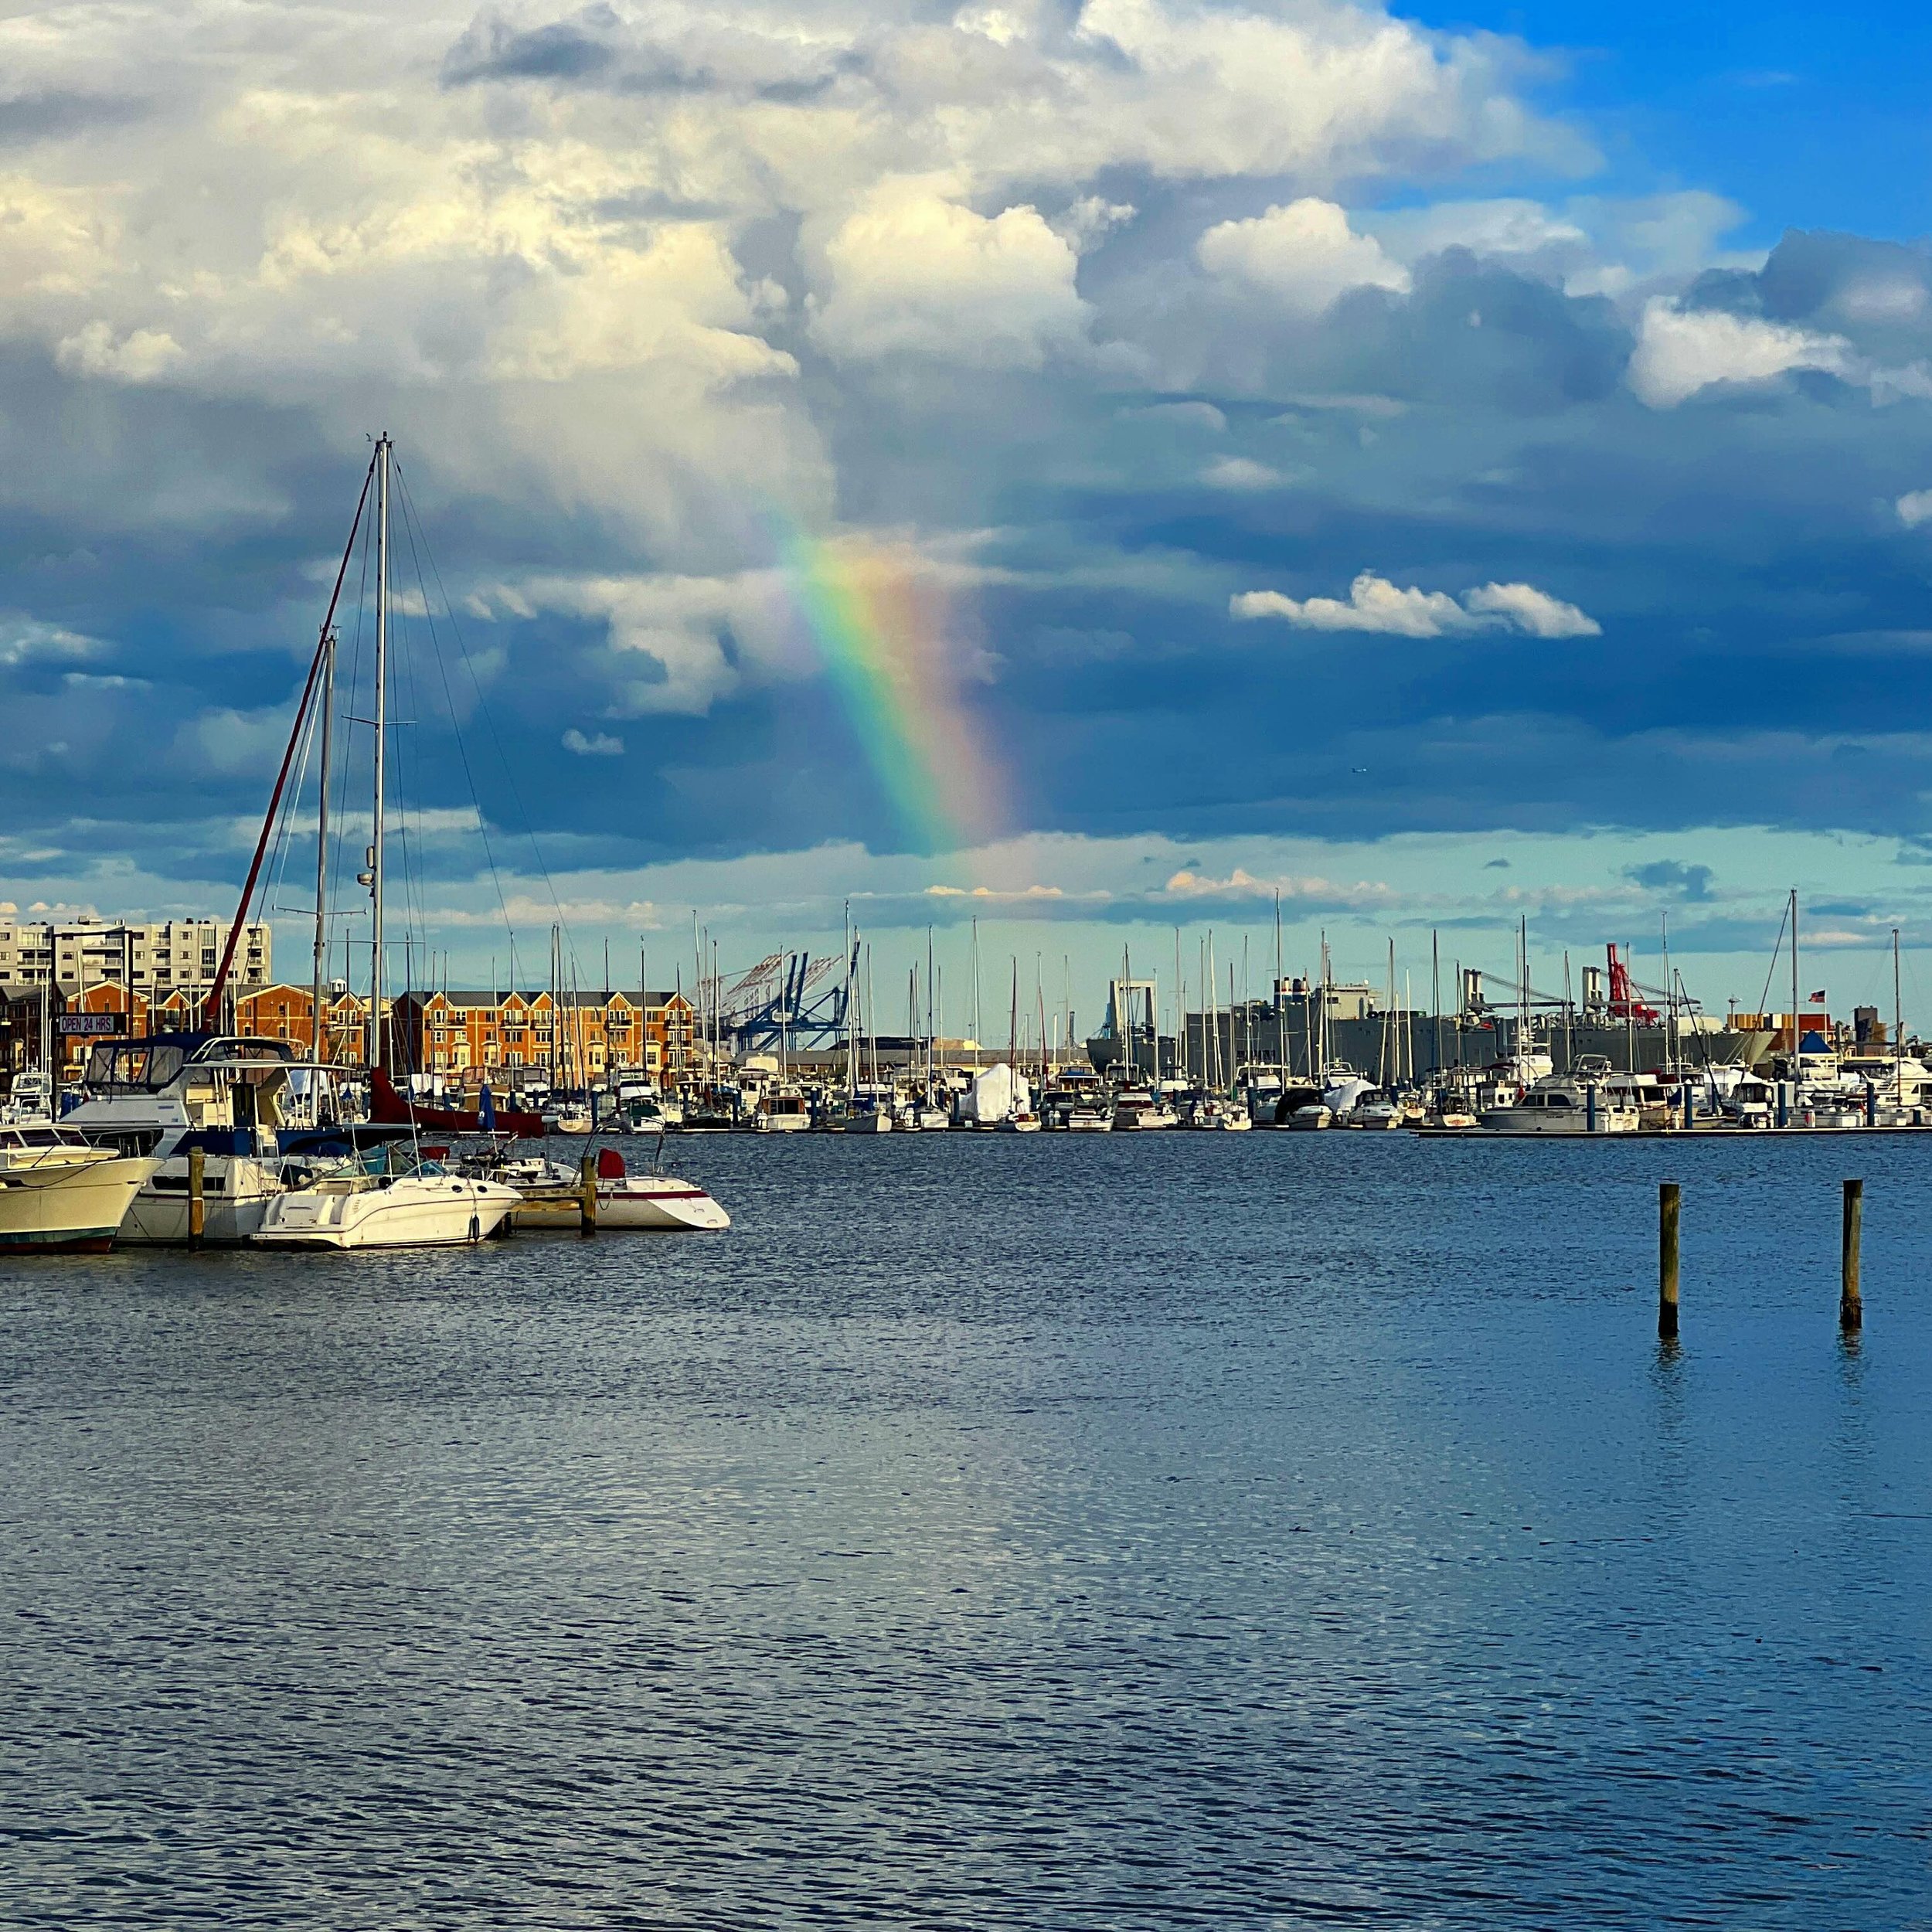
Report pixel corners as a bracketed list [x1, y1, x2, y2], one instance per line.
[3, 1130, 1928, 1927]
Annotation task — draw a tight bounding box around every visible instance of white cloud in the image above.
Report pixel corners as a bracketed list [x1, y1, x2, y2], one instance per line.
[1369, 197, 1586, 264]
[1628, 299, 1852, 407]
[1232, 572, 1599, 638]
[562, 728, 624, 757]
[1200, 456, 1281, 491]
[1897, 490, 1932, 529]
[808, 182, 1089, 369]
[1198, 198, 1410, 315]
[55, 321, 185, 384]
[1462, 581, 1601, 638]
[491, 567, 801, 717]
[0, 617, 104, 666]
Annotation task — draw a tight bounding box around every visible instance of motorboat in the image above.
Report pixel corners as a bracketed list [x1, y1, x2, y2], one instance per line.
[1477, 1078, 1638, 1135]
[1345, 1092, 1403, 1128]
[1185, 1097, 1250, 1130]
[1112, 1087, 1175, 1130]
[913, 1105, 951, 1131]
[255, 1147, 520, 1249]
[996, 1109, 1043, 1133]
[1065, 1103, 1113, 1131]
[0, 1123, 158, 1252]
[63, 1030, 368, 1246]
[1287, 1103, 1332, 1130]
[497, 1148, 730, 1231]
[0, 1069, 55, 1124]
[757, 1084, 813, 1132]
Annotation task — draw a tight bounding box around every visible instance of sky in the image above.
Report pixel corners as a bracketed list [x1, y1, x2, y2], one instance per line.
[3, 0, 1932, 1036]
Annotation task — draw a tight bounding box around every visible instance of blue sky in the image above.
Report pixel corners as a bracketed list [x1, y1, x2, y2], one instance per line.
[3, 0, 1931, 1032]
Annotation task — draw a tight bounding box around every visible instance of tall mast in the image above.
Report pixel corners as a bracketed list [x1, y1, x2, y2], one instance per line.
[311, 628, 335, 1067]
[1895, 925, 1904, 1104]
[1430, 930, 1441, 1083]
[1791, 886, 1801, 1070]
[1175, 927, 1185, 1085]
[1274, 891, 1284, 1093]
[369, 433, 390, 1073]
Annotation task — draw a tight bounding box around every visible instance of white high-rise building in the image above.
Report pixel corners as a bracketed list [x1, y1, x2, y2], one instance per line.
[0, 916, 270, 997]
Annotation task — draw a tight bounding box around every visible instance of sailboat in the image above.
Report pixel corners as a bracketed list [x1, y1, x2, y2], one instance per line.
[257, 437, 519, 1249]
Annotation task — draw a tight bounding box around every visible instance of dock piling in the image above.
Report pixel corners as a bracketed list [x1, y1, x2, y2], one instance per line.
[187, 1147, 206, 1251]
[579, 1153, 598, 1236]
[1658, 1181, 1680, 1339]
[1842, 1179, 1863, 1332]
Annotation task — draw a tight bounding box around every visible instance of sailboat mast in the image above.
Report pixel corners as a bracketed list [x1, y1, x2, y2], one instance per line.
[311, 628, 335, 1068]
[1791, 886, 1801, 1070]
[1274, 890, 1284, 1093]
[1895, 925, 1904, 1104]
[369, 434, 390, 1073]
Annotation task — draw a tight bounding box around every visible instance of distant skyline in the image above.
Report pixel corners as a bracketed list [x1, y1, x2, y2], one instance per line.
[4, 0, 1932, 1031]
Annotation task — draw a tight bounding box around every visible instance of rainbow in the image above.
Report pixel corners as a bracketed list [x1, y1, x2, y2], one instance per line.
[784, 531, 1003, 853]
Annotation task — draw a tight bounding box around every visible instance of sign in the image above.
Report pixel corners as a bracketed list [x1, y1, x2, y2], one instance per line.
[56, 1013, 122, 1037]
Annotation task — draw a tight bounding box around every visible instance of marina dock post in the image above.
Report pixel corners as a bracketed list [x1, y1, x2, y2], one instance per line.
[1842, 1180, 1863, 1332]
[1658, 1182, 1680, 1339]
[579, 1154, 597, 1236]
[187, 1147, 206, 1251]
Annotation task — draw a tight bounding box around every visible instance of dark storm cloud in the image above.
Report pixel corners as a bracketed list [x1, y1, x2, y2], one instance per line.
[0, 93, 148, 147]
[1624, 859, 1716, 901]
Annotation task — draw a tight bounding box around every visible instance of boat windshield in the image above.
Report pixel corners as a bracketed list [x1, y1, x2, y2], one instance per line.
[83, 1042, 188, 1092]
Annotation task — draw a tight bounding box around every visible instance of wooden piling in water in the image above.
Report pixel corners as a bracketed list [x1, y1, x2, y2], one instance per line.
[579, 1153, 598, 1236]
[1658, 1181, 1680, 1339]
[1842, 1179, 1863, 1332]
[187, 1146, 206, 1251]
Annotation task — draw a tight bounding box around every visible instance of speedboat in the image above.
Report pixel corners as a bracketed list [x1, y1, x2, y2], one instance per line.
[0, 1123, 158, 1252]
[1066, 1103, 1113, 1131]
[255, 1147, 519, 1249]
[1287, 1103, 1332, 1130]
[498, 1148, 730, 1231]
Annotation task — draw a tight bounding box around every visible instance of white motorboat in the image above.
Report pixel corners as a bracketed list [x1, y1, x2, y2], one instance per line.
[1288, 1103, 1332, 1130]
[64, 1030, 362, 1245]
[1066, 1104, 1113, 1131]
[757, 1085, 813, 1132]
[255, 1151, 519, 1249]
[1185, 1097, 1250, 1130]
[913, 1106, 951, 1131]
[0, 1124, 158, 1252]
[0, 1069, 55, 1124]
[1477, 1079, 1638, 1135]
[498, 1149, 730, 1231]
[996, 1111, 1043, 1133]
[1112, 1087, 1175, 1130]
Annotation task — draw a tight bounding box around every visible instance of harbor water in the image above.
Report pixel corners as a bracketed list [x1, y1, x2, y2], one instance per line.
[3, 1131, 1928, 1927]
